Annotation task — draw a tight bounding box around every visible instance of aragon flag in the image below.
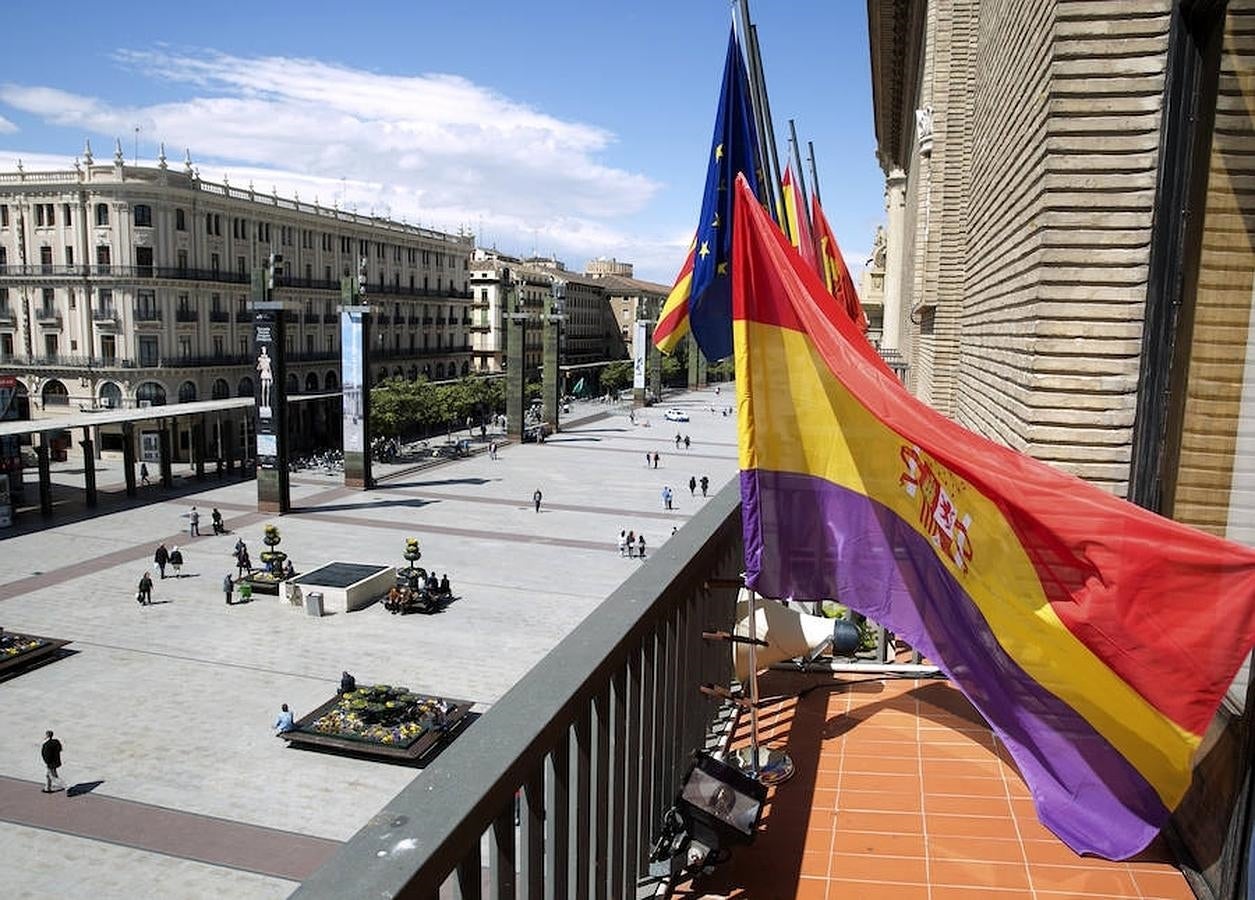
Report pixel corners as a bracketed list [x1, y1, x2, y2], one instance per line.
[781, 163, 819, 273]
[811, 194, 867, 332]
[730, 173, 1255, 860]
[653, 27, 762, 362]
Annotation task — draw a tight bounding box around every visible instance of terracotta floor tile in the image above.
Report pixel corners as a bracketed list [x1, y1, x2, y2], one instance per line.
[804, 825, 835, 852]
[922, 793, 1014, 818]
[929, 859, 1031, 890]
[839, 753, 918, 775]
[929, 887, 1033, 900]
[799, 850, 831, 878]
[1020, 837, 1105, 867]
[812, 769, 839, 789]
[923, 774, 1009, 796]
[837, 771, 919, 793]
[925, 812, 1020, 838]
[833, 809, 924, 835]
[834, 738, 919, 758]
[826, 878, 929, 899]
[792, 876, 828, 900]
[834, 788, 921, 813]
[1130, 868, 1195, 898]
[809, 787, 838, 812]
[921, 756, 1003, 777]
[832, 829, 927, 858]
[1030, 863, 1139, 896]
[831, 852, 928, 884]
[927, 833, 1026, 863]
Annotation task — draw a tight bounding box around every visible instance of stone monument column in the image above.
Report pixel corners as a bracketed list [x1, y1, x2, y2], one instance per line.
[542, 280, 564, 434]
[252, 292, 290, 513]
[882, 168, 908, 353]
[505, 311, 528, 440]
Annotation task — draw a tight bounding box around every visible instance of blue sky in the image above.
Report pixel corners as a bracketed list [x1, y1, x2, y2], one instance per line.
[0, 0, 885, 283]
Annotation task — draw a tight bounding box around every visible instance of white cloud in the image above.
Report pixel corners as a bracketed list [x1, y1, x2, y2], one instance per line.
[0, 114, 15, 134]
[0, 49, 686, 276]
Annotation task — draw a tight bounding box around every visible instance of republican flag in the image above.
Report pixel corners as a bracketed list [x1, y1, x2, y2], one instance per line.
[811, 194, 867, 331]
[781, 163, 819, 273]
[730, 173, 1255, 860]
[653, 27, 762, 362]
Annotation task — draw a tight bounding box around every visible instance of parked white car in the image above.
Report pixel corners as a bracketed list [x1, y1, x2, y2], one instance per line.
[664, 408, 690, 422]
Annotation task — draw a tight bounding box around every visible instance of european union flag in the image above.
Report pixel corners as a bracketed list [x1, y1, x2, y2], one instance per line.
[687, 28, 762, 362]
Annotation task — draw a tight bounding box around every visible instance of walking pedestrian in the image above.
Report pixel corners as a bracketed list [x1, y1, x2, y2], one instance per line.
[652, 452, 660, 469]
[139, 462, 150, 486]
[154, 543, 169, 579]
[675, 433, 682, 449]
[627, 530, 636, 558]
[169, 546, 184, 578]
[223, 573, 235, 605]
[235, 543, 251, 579]
[645, 452, 651, 467]
[684, 435, 691, 450]
[533, 489, 543, 513]
[637, 533, 646, 559]
[662, 486, 673, 511]
[40, 730, 63, 793]
[137, 571, 153, 605]
[211, 507, 225, 535]
[189, 506, 200, 536]
[689, 476, 697, 497]
[618, 530, 628, 557]
[700, 475, 709, 497]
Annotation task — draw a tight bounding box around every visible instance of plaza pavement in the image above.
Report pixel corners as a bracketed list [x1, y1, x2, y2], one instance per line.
[0, 387, 739, 899]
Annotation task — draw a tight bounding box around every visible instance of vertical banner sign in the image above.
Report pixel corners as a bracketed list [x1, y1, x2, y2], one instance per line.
[342, 312, 365, 453]
[633, 321, 648, 391]
[252, 305, 290, 513]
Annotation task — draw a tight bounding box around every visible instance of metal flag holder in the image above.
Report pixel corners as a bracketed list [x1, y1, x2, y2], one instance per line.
[702, 582, 795, 787]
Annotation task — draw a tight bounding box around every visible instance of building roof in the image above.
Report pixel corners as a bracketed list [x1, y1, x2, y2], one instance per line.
[591, 273, 671, 298]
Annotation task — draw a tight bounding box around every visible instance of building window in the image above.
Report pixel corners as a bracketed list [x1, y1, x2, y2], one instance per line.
[175, 209, 186, 231]
[41, 287, 55, 314]
[62, 203, 72, 224]
[0, 205, 8, 227]
[134, 205, 152, 228]
[99, 288, 113, 312]
[68, 289, 76, 310]
[65, 246, 73, 267]
[101, 335, 116, 361]
[210, 252, 220, 274]
[177, 337, 192, 359]
[44, 333, 59, 356]
[178, 380, 196, 403]
[96, 245, 111, 270]
[136, 381, 166, 405]
[237, 256, 246, 276]
[36, 204, 54, 226]
[177, 249, 188, 272]
[213, 335, 224, 357]
[40, 246, 52, 273]
[96, 204, 109, 226]
[0, 333, 12, 359]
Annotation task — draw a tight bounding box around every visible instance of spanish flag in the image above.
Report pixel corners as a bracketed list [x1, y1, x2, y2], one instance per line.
[731, 173, 1255, 860]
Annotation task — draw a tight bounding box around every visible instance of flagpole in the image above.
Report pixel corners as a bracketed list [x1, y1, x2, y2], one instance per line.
[733, 1, 779, 225]
[807, 139, 822, 207]
[788, 119, 822, 262]
[749, 23, 787, 222]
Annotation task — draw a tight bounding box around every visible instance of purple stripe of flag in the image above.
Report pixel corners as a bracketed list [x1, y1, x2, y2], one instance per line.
[742, 467, 1170, 859]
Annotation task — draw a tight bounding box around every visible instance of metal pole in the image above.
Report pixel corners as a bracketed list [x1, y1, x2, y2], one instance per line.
[807, 139, 822, 207]
[750, 24, 787, 221]
[734, 1, 779, 223]
[744, 589, 762, 779]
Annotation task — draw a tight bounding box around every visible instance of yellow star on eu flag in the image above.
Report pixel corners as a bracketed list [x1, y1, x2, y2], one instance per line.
[717, 262, 728, 276]
[715, 144, 724, 161]
[710, 213, 720, 229]
[698, 241, 711, 259]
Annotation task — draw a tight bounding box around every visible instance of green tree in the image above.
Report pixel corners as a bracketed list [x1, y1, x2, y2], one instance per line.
[601, 360, 634, 393]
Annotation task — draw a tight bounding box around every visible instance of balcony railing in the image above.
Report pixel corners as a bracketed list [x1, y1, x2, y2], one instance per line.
[209, 310, 231, 323]
[135, 309, 162, 322]
[288, 350, 340, 362]
[91, 308, 118, 322]
[176, 309, 199, 323]
[303, 312, 319, 324]
[279, 275, 341, 291]
[235, 310, 251, 322]
[167, 353, 252, 368]
[0, 264, 253, 284]
[1, 354, 140, 369]
[36, 310, 62, 327]
[323, 313, 338, 323]
[293, 483, 742, 899]
[376, 314, 391, 325]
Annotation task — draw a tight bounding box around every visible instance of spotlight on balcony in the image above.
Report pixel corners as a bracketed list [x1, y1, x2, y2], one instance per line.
[649, 750, 767, 885]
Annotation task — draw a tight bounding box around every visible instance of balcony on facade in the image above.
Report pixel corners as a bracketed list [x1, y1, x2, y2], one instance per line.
[36, 309, 62, 327]
[322, 313, 338, 324]
[2, 354, 139, 370]
[91, 307, 119, 325]
[209, 310, 231, 323]
[176, 309, 200, 323]
[134, 308, 162, 322]
[0, 264, 253, 284]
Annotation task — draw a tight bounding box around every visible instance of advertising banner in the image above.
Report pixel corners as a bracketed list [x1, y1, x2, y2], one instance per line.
[253, 312, 284, 471]
[342, 311, 365, 453]
[633, 321, 648, 391]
